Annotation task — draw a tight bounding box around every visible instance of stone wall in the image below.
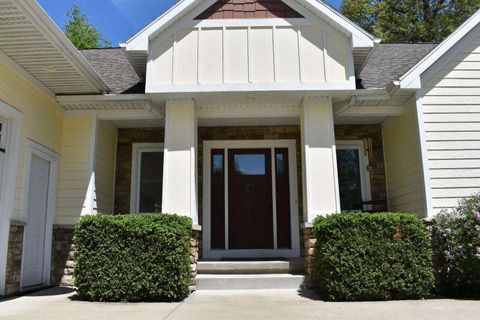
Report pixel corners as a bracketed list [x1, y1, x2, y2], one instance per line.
[335, 124, 388, 212]
[114, 128, 164, 213]
[190, 228, 201, 290]
[302, 226, 317, 289]
[4, 221, 25, 296]
[50, 225, 75, 287]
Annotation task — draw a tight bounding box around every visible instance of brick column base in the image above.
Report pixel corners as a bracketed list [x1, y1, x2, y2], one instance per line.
[302, 226, 317, 289]
[5, 221, 25, 296]
[50, 225, 75, 287]
[190, 226, 202, 291]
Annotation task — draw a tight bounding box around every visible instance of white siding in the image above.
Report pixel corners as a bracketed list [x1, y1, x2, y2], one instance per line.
[149, 23, 351, 87]
[422, 33, 480, 213]
[56, 117, 92, 225]
[383, 100, 425, 215]
[0, 63, 62, 221]
[94, 121, 117, 213]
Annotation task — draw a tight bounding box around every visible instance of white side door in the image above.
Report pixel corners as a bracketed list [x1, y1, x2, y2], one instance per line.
[22, 155, 50, 288]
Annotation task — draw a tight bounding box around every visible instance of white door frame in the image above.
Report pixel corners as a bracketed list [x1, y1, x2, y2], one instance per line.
[336, 140, 372, 210]
[0, 100, 22, 296]
[203, 140, 300, 259]
[20, 140, 59, 290]
[130, 143, 165, 213]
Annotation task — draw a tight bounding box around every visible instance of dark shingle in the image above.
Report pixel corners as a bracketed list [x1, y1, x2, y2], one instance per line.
[80, 48, 145, 94]
[359, 43, 437, 89]
[79, 44, 437, 93]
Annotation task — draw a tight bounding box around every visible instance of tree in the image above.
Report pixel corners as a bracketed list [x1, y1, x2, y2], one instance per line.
[64, 5, 111, 49]
[341, 0, 480, 43]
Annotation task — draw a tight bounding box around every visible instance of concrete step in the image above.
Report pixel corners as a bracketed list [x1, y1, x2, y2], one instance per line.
[197, 259, 304, 274]
[196, 274, 305, 290]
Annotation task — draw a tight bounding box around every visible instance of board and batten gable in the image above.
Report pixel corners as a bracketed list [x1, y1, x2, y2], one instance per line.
[421, 25, 480, 214]
[146, 18, 354, 92]
[383, 97, 426, 216]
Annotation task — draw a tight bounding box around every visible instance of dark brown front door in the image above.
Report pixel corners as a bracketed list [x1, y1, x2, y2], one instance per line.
[228, 149, 273, 249]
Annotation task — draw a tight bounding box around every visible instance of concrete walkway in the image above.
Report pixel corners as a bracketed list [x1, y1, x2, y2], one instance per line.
[1, 287, 479, 320]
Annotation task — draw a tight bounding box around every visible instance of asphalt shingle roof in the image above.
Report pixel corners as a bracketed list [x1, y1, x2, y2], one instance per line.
[80, 48, 144, 94]
[359, 43, 437, 89]
[79, 44, 437, 93]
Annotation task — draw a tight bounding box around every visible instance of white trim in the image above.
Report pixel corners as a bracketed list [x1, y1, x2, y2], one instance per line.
[202, 140, 300, 259]
[0, 100, 23, 296]
[63, 109, 163, 121]
[414, 93, 433, 218]
[399, 9, 480, 89]
[0, 50, 55, 101]
[19, 140, 59, 291]
[336, 140, 372, 211]
[83, 116, 98, 215]
[146, 81, 356, 93]
[130, 143, 165, 213]
[124, 0, 377, 52]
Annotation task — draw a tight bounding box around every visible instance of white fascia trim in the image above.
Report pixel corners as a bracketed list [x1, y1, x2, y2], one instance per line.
[147, 82, 356, 93]
[57, 94, 149, 104]
[124, 0, 208, 52]
[17, 0, 110, 93]
[0, 50, 55, 101]
[286, 0, 379, 48]
[399, 9, 480, 89]
[125, 0, 378, 52]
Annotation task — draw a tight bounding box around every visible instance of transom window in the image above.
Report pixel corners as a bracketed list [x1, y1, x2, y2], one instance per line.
[130, 143, 164, 213]
[336, 141, 371, 212]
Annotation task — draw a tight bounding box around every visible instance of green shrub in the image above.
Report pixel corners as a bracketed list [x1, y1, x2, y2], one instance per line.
[74, 214, 192, 302]
[431, 194, 480, 298]
[313, 213, 434, 301]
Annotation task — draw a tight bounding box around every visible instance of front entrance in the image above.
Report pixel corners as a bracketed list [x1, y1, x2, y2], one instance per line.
[203, 140, 300, 259]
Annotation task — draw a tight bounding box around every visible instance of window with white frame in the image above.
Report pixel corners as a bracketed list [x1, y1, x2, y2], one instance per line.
[130, 143, 164, 213]
[336, 141, 371, 212]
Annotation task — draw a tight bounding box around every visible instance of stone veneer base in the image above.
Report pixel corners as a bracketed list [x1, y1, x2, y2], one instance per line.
[49, 224, 202, 291]
[50, 225, 75, 287]
[5, 221, 25, 296]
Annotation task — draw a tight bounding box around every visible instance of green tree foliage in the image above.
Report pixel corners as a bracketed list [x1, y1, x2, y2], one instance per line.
[341, 0, 480, 42]
[64, 5, 111, 49]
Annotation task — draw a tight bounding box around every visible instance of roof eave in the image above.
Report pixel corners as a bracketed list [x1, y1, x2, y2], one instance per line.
[18, 0, 110, 93]
[398, 8, 480, 90]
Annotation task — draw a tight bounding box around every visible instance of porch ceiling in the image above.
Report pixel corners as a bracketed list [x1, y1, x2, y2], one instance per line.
[0, 1, 109, 95]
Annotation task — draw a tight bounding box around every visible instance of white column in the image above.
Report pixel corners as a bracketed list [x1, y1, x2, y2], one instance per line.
[162, 99, 198, 224]
[301, 97, 340, 222]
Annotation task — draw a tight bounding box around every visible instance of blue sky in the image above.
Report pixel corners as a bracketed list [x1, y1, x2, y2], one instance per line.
[38, 0, 343, 47]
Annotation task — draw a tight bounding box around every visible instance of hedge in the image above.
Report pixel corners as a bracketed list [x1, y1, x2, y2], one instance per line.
[313, 213, 434, 301]
[431, 194, 480, 298]
[74, 214, 192, 302]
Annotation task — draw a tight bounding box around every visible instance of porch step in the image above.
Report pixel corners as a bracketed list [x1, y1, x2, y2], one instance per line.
[197, 259, 304, 274]
[196, 274, 305, 290]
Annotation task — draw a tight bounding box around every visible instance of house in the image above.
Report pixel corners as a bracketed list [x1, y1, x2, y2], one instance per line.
[1, 0, 479, 296]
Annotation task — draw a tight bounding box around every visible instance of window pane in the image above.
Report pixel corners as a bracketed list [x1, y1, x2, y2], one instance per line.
[336, 149, 363, 211]
[234, 154, 266, 175]
[139, 151, 163, 213]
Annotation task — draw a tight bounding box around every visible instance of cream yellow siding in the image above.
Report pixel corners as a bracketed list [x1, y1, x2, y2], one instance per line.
[94, 121, 117, 213]
[56, 117, 92, 225]
[149, 25, 351, 86]
[383, 100, 425, 216]
[0, 62, 62, 221]
[422, 34, 480, 213]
